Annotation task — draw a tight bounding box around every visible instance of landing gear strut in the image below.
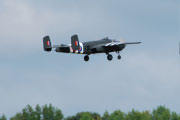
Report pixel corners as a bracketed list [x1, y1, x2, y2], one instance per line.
[84, 55, 89, 61]
[107, 54, 113, 61]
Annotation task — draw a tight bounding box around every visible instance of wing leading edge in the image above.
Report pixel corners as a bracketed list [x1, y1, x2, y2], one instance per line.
[105, 41, 141, 47]
[123, 42, 142, 45]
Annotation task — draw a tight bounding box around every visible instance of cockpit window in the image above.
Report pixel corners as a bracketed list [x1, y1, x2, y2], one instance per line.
[102, 37, 109, 40]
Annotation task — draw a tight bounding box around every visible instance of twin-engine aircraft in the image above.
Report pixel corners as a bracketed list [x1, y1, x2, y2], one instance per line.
[43, 35, 141, 61]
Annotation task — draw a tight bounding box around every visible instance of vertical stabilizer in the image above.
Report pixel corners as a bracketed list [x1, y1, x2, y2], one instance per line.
[71, 35, 80, 50]
[43, 36, 52, 51]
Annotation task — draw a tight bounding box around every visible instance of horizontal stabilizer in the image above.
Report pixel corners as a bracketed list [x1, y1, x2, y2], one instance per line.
[53, 44, 69, 48]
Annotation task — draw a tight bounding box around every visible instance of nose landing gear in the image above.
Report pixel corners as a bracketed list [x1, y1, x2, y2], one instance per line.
[117, 55, 121, 60]
[117, 51, 121, 60]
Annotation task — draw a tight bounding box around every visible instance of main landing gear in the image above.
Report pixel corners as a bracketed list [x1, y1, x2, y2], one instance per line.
[84, 55, 89, 61]
[107, 54, 113, 61]
[106, 52, 121, 61]
[84, 53, 121, 61]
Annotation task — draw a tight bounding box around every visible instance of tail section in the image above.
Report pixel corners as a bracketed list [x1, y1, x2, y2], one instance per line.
[71, 35, 80, 50]
[43, 36, 52, 51]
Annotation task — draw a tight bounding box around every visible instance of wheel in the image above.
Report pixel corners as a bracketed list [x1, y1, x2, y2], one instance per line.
[117, 55, 121, 60]
[84, 55, 89, 61]
[107, 54, 113, 61]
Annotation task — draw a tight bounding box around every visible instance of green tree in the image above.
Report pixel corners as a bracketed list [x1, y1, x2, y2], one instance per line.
[42, 104, 63, 120]
[65, 112, 101, 120]
[126, 109, 141, 120]
[102, 111, 110, 120]
[79, 112, 93, 120]
[0, 115, 7, 120]
[140, 111, 152, 120]
[152, 106, 171, 120]
[10, 113, 23, 120]
[10, 104, 63, 120]
[91, 112, 101, 120]
[34, 104, 41, 120]
[125, 110, 152, 120]
[7, 104, 180, 120]
[54, 109, 64, 120]
[64, 116, 76, 120]
[109, 110, 125, 120]
[42, 104, 53, 120]
[171, 112, 179, 120]
[11, 105, 36, 120]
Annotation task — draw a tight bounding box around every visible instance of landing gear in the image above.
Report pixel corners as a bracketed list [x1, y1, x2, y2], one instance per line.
[84, 55, 89, 61]
[117, 51, 121, 60]
[107, 54, 113, 61]
[117, 55, 121, 60]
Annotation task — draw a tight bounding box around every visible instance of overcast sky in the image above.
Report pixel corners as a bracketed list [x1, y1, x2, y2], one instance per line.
[0, 0, 179, 118]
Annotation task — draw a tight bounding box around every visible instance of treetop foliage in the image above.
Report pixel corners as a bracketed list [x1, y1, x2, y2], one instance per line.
[0, 105, 180, 120]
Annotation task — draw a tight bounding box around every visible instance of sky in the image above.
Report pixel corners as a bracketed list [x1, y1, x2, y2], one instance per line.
[0, 0, 179, 118]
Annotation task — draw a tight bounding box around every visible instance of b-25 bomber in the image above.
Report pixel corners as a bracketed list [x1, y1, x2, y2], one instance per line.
[43, 35, 141, 61]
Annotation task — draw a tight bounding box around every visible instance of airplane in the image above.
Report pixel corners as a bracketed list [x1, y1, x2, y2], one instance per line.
[43, 34, 141, 61]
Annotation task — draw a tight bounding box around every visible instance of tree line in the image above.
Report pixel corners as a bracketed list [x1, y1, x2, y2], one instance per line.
[0, 104, 180, 120]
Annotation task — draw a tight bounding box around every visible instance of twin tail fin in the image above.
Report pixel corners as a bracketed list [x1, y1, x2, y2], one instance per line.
[71, 35, 80, 51]
[43, 36, 52, 52]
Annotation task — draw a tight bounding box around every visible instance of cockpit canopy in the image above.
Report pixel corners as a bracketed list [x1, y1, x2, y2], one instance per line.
[102, 37, 109, 40]
[102, 37, 119, 42]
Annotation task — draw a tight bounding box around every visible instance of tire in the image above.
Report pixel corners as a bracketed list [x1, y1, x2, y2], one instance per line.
[84, 55, 89, 61]
[107, 54, 113, 61]
[118, 55, 121, 60]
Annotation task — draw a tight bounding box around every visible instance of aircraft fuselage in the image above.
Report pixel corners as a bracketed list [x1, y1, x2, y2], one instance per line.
[56, 39, 125, 54]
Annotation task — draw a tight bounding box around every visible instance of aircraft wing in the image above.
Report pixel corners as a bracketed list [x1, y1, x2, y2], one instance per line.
[90, 42, 141, 51]
[104, 42, 141, 47]
[123, 42, 142, 45]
